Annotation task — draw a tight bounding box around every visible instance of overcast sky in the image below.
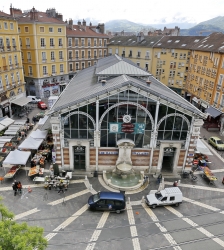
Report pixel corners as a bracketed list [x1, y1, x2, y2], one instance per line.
[2, 0, 224, 24]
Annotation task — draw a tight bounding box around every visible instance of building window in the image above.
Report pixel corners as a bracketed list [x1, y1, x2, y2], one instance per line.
[26, 38, 30, 47]
[8, 56, 12, 65]
[0, 38, 3, 48]
[104, 50, 107, 57]
[88, 61, 91, 67]
[10, 23, 14, 30]
[42, 52, 46, 61]
[43, 66, 47, 75]
[75, 38, 78, 46]
[82, 62, 85, 69]
[94, 61, 97, 65]
[81, 39, 85, 46]
[16, 72, 20, 81]
[58, 28, 62, 32]
[40, 27, 44, 32]
[6, 38, 10, 47]
[218, 74, 224, 86]
[28, 66, 32, 75]
[60, 64, 64, 73]
[94, 39, 97, 46]
[12, 38, 16, 47]
[69, 63, 73, 71]
[5, 74, 9, 87]
[88, 39, 91, 47]
[94, 50, 97, 58]
[99, 39, 102, 46]
[104, 39, 107, 47]
[50, 38, 54, 47]
[27, 52, 31, 61]
[59, 38, 63, 46]
[51, 51, 55, 60]
[21, 52, 24, 60]
[69, 51, 72, 59]
[88, 51, 91, 59]
[25, 27, 29, 32]
[137, 62, 140, 67]
[4, 22, 8, 29]
[14, 55, 18, 65]
[52, 65, 56, 74]
[146, 51, 150, 59]
[75, 51, 79, 59]
[115, 48, 118, 54]
[76, 63, 79, 70]
[59, 51, 63, 59]
[68, 38, 72, 47]
[41, 38, 45, 47]
[18, 27, 20, 33]
[0, 76, 3, 89]
[81, 51, 84, 59]
[49, 27, 53, 32]
[19, 38, 22, 47]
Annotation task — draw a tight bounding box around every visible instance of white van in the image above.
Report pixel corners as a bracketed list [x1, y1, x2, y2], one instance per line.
[27, 96, 41, 103]
[145, 187, 182, 208]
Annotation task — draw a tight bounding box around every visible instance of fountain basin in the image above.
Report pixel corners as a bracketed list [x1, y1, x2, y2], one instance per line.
[116, 162, 132, 173]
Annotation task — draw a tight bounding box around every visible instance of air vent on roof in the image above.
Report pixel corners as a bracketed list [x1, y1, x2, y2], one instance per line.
[175, 40, 180, 43]
[181, 44, 186, 46]
[146, 80, 151, 86]
[101, 80, 107, 86]
[194, 39, 199, 42]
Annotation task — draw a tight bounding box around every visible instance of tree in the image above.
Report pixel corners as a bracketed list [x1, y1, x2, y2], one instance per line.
[0, 197, 48, 250]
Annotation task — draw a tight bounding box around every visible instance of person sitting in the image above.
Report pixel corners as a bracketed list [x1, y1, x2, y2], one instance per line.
[17, 181, 22, 194]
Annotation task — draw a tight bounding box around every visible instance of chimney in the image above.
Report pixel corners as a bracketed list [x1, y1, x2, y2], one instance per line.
[68, 19, 73, 29]
[89, 22, 92, 26]
[77, 20, 81, 25]
[98, 23, 105, 34]
[10, 4, 13, 17]
[56, 14, 63, 21]
[82, 19, 86, 26]
[9, 7, 22, 17]
[30, 7, 38, 21]
[146, 80, 151, 86]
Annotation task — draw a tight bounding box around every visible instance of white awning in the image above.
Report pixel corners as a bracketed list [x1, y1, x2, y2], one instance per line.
[18, 137, 43, 150]
[187, 93, 192, 96]
[0, 124, 5, 131]
[38, 116, 49, 125]
[196, 139, 213, 155]
[0, 142, 5, 148]
[4, 130, 18, 135]
[201, 102, 208, 108]
[11, 97, 31, 106]
[192, 97, 199, 103]
[0, 117, 14, 127]
[30, 129, 47, 139]
[0, 138, 12, 142]
[3, 149, 31, 165]
[14, 120, 27, 125]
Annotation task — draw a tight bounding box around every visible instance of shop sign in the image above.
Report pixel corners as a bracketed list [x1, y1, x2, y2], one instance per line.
[109, 122, 145, 134]
[132, 152, 149, 155]
[99, 151, 118, 155]
[188, 153, 194, 156]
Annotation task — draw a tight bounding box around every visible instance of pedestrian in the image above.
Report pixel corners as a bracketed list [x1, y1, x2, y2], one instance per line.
[26, 117, 30, 124]
[222, 177, 224, 185]
[157, 174, 162, 184]
[32, 116, 36, 124]
[12, 180, 18, 196]
[173, 181, 178, 187]
[58, 180, 64, 194]
[17, 181, 22, 194]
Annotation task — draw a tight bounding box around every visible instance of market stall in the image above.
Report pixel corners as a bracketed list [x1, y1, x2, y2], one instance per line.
[4, 165, 21, 179]
[30, 129, 48, 140]
[201, 166, 217, 185]
[18, 137, 43, 150]
[3, 150, 31, 177]
[14, 120, 27, 125]
[4, 130, 18, 136]
[28, 165, 44, 177]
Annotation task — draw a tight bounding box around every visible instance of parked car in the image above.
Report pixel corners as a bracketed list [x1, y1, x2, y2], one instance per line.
[208, 136, 224, 150]
[37, 101, 47, 110]
[145, 187, 182, 208]
[27, 96, 41, 103]
[88, 191, 126, 213]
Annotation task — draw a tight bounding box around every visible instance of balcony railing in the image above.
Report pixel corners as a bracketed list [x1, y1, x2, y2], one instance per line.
[145, 56, 150, 59]
[59, 44, 63, 47]
[7, 46, 11, 51]
[28, 73, 33, 76]
[42, 59, 47, 63]
[136, 55, 141, 58]
[13, 45, 17, 51]
[0, 46, 5, 52]
[52, 72, 57, 75]
[88, 57, 91, 59]
[94, 56, 97, 59]
[76, 57, 79, 60]
[41, 45, 46, 48]
[50, 45, 55, 48]
[28, 59, 32, 63]
[43, 73, 48, 77]
[69, 57, 73, 60]
[51, 58, 56, 61]
[59, 58, 64, 61]
[26, 45, 30, 48]
[129, 54, 132, 58]
[60, 71, 64, 74]
[69, 68, 73, 72]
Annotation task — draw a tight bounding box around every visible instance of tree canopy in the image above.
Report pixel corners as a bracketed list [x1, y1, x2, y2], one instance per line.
[0, 197, 48, 250]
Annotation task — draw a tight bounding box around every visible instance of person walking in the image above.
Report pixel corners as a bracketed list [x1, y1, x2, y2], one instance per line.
[58, 180, 64, 194]
[12, 180, 18, 196]
[17, 181, 22, 194]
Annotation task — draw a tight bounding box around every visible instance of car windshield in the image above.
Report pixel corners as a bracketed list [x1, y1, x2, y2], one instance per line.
[155, 192, 163, 200]
[92, 193, 100, 202]
[217, 140, 224, 144]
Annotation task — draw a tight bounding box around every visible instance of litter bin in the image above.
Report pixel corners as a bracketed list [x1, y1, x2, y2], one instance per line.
[182, 172, 189, 178]
[62, 170, 66, 177]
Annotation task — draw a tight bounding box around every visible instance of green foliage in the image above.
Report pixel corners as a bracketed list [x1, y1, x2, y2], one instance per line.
[0, 197, 47, 250]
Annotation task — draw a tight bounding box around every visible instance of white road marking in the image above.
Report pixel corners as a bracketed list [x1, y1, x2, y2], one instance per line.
[86, 212, 110, 250]
[14, 208, 41, 220]
[165, 206, 224, 248]
[142, 203, 181, 249]
[126, 202, 141, 250]
[164, 181, 224, 193]
[183, 197, 220, 211]
[45, 204, 89, 241]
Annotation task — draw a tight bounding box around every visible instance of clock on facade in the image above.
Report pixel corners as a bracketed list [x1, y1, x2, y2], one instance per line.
[123, 115, 131, 123]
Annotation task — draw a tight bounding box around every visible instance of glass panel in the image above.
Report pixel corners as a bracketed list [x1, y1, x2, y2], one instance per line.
[158, 131, 164, 140]
[164, 131, 172, 140]
[100, 130, 107, 147]
[158, 120, 165, 130]
[134, 134, 143, 148]
[165, 117, 174, 130]
[88, 129, 94, 139]
[180, 131, 188, 140]
[182, 120, 188, 130]
[64, 129, 70, 139]
[108, 133, 116, 147]
[71, 129, 78, 138]
[172, 131, 181, 140]
[143, 131, 151, 146]
[80, 130, 87, 138]
[79, 114, 87, 127]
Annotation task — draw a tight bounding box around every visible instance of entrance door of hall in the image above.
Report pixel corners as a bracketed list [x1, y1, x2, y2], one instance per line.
[161, 147, 176, 173]
[73, 146, 86, 170]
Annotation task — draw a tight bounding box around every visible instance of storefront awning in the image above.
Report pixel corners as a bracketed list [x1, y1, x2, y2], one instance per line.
[192, 97, 199, 103]
[196, 139, 213, 155]
[201, 102, 208, 108]
[205, 106, 222, 118]
[11, 97, 31, 106]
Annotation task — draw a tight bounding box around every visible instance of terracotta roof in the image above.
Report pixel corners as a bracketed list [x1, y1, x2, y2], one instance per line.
[16, 11, 65, 24]
[0, 11, 13, 18]
[66, 25, 109, 38]
[190, 32, 224, 53]
[153, 36, 205, 49]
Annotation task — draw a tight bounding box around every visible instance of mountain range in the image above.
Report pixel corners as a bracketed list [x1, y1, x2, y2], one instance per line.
[73, 16, 224, 36]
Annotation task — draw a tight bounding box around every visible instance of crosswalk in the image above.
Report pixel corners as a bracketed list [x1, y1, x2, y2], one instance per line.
[6, 178, 224, 249]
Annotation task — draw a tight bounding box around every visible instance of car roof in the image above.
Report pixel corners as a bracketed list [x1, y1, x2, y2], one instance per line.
[99, 191, 125, 200]
[210, 136, 221, 140]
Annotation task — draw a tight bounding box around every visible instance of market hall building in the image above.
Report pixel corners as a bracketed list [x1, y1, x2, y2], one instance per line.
[43, 55, 207, 176]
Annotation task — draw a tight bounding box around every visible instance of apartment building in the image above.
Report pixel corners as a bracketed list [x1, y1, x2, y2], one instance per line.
[108, 34, 162, 72]
[10, 7, 68, 98]
[0, 11, 25, 117]
[186, 33, 224, 111]
[66, 19, 109, 79]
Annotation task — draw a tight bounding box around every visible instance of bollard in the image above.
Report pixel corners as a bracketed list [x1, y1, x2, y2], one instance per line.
[89, 184, 92, 190]
[128, 197, 130, 204]
[141, 196, 145, 203]
[85, 175, 88, 181]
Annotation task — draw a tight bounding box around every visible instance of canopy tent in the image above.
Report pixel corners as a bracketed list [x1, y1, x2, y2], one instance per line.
[30, 129, 47, 139]
[0, 136, 13, 139]
[11, 97, 31, 107]
[18, 137, 43, 150]
[14, 120, 27, 125]
[38, 116, 49, 125]
[196, 139, 213, 156]
[205, 106, 222, 118]
[0, 138, 12, 142]
[4, 130, 18, 135]
[3, 150, 31, 165]
[0, 117, 14, 127]
[8, 125, 22, 128]
[0, 124, 5, 131]
[6, 127, 20, 131]
[0, 142, 5, 148]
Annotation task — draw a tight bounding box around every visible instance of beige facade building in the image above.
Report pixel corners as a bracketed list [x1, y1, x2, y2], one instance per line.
[66, 19, 109, 79]
[0, 10, 25, 117]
